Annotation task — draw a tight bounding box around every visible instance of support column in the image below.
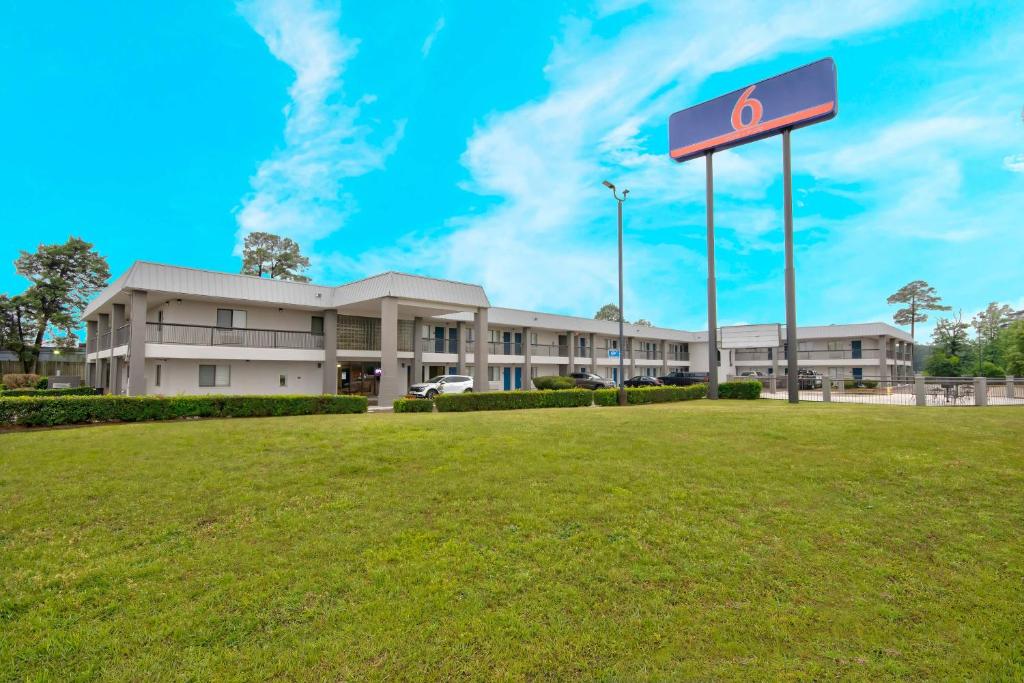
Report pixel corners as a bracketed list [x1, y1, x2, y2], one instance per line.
[661, 340, 669, 375]
[567, 331, 575, 373]
[127, 290, 148, 395]
[878, 334, 888, 385]
[771, 347, 780, 387]
[915, 374, 926, 406]
[589, 333, 596, 373]
[86, 320, 98, 388]
[523, 326, 532, 389]
[110, 303, 126, 395]
[379, 297, 402, 406]
[457, 322, 467, 375]
[473, 307, 489, 392]
[412, 316, 423, 385]
[97, 313, 110, 391]
[1006, 376, 1015, 400]
[822, 377, 831, 402]
[322, 309, 337, 394]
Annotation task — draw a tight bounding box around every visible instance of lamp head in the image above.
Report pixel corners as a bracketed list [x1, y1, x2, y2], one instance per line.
[623, 188, 630, 197]
[602, 180, 615, 190]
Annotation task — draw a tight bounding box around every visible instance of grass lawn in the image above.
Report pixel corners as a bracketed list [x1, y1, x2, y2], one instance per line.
[2, 401, 1022, 680]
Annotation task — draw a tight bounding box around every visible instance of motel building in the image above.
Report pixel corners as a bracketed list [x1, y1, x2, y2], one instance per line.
[83, 262, 914, 405]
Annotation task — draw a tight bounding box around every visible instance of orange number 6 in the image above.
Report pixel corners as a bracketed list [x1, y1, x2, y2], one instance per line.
[731, 86, 764, 130]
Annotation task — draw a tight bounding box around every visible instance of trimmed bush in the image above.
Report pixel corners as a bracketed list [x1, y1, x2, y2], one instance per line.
[594, 384, 708, 406]
[435, 389, 592, 412]
[35, 376, 50, 389]
[532, 375, 576, 390]
[393, 398, 434, 413]
[2, 374, 42, 389]
[0, 386, 100, 397]
[718, 380, 762, 399]
[861, 380, 879, 389]
[0, 394, 368, 428]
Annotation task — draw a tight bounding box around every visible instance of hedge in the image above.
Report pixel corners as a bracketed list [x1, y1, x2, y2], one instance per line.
[593, 384, 708, 406]
[0, 387, 100, 397]
[718, 380, 762, 399]
[2, 373, 43, 389]
[434, 389, 592, 412]
[532, 375, 576, 390]
[0, 394, 368, 427]
[393, 397, 434, 413]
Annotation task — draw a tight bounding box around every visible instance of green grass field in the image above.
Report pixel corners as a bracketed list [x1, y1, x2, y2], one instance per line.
[2, 401, 1022, 680]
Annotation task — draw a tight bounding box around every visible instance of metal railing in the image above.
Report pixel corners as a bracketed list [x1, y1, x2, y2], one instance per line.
[735, 350, 772, 361]
[744, 374, 1023, 407]
[421, 338, 460, 354]
[783, 348, 881, 360]
[633, 349, 659, 360]
[146, 322, 324, 350]
[667, 351, 690, 361]
[98, 331, 112, 351]
[114, 324, 130, 347]
[529, 343, 567, 357]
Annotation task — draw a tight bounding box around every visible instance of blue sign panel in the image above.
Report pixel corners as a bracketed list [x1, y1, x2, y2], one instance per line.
[669, 58, 837, 163]
[607, 349, 620, 358]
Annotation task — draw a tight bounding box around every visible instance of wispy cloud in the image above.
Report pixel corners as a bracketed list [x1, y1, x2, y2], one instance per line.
[421, 17, 445, 58]
[1004, 154, 1024, 173]
[235, 0, 405, 250]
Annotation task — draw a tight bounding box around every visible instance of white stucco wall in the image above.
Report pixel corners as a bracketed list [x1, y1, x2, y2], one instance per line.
[145, 359, 324, 396]
[148, 298, 322, 332]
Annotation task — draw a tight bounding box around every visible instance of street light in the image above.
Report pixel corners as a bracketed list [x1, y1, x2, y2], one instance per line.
[602, 180, 629, 406]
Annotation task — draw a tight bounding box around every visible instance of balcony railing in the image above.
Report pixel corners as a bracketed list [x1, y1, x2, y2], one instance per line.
[146, 322, 324, 350]
[421, 337, 460, 354]
[114, 324, 130, 347]
[632, 349, 659, 360]
[98, 331, 112, 351]
[735, 350, 772, 361]
[783, 348, 881, 361]
[667, 351, 690, 361]
[530, 343, 567, 357]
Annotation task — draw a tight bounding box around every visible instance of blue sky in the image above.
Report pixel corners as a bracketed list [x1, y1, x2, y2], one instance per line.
[2, 1, 1021, 337]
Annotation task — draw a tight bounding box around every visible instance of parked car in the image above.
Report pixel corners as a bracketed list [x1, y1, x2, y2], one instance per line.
[658, 371, 710, 386]
[408, 374, 473, 399]
[569, 372, 616, 390]
[797, 369, 824, 389]
[624, 376, 663, 387]
[739, 371, 766, 378]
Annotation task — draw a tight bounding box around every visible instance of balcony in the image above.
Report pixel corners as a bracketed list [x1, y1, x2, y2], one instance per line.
[783, 348, 880, 361]
[735, 350, 772, 361]
[530, 342, 567, 357]
[98, 331, 112, 351]
[421, 337, 460, 354]
[114, 324, 130, 347]
[146, 322, 324, 350]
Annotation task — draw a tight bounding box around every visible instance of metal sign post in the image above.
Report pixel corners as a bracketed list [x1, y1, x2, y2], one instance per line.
[668, 58, 837, 404]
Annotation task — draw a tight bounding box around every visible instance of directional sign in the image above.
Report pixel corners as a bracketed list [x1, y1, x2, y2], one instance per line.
[607, 349, 621, 358]
[669, 58, 837, 163]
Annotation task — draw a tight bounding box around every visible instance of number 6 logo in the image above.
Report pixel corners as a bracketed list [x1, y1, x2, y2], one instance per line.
[731, 85, 764, 131]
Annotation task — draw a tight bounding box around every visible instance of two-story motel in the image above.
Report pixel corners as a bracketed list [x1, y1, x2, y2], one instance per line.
[82, 262, 914, 405]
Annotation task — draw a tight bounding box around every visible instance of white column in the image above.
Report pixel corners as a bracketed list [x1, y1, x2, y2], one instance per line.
[322, 309, 337, 394]
[379, 297, 402, 406]
[473, 307, 489, 392]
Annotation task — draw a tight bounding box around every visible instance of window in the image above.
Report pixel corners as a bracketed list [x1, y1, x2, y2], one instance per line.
[488, 366, 499, 381]
[489, 329, 501, 343]
[530, 332, 538, 345]
[216, 309, 246, 328]
[279, 374, 287, 387]
[199, 364, 230, 387]
[311, 316, 324, 335]
[154, 364, 162, 387]
[531, 366, 538, 378]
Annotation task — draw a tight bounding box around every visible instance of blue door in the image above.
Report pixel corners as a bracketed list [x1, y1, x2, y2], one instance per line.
[514, 332, 522, 355]
[449, 367, 457, 375]
[503, 367, 511, 390]
[503, 332, 512, 355]
[851, 340, 862, 359]
[612, 367, 618, 383]
[434, 327, 445, 353]
[514, 367, 522, 389]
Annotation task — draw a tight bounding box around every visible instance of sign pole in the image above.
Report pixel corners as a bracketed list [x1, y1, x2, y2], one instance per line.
[705, 151, 719, 400]
[782, 128, 799, 404]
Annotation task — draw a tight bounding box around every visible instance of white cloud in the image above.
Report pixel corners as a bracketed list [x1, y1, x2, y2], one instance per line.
[417, 1, 922, 322]
[1004, 154, 1024, 172]
[421, 17, 445, 58]
[235, 0, 404, 250]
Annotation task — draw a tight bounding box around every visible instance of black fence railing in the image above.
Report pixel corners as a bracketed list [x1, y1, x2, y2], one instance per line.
[146, 322, 324, 350]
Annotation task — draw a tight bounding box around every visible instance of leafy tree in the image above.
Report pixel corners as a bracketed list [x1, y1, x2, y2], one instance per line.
[886, 280, 951, 339]
[931, 312, 970, 357]
[633, 319, 653, 327]
[970, 302, 1013, 370]
[241, 232, 311, 282]
[924, 352, 961, 377]
[977, 360, 1006, 378]
[1001, 321, 1024, 376]
[5, 237, 109, 373]
[594, 303, 623, 322]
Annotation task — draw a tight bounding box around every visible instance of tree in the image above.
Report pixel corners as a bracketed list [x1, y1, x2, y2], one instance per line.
[633, 319, 653, 327]
[11, 237, 109, 373]
[594, 303, 623, 322]
[971, 302, 1013, 371]
[924, 352, 961, 377]
[931, 311, 970, 357]
[241, 232, 311, 282]
[1002, 321, 1024, 376]
[886, 280, 951, 339]
[0, 294, 41, 373]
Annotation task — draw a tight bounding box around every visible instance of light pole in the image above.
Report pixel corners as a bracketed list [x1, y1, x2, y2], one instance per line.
[603, 180, 629, 406]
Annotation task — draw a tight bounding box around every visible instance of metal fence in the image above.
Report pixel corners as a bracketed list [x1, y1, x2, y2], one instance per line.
[734, 375, 1024, 407]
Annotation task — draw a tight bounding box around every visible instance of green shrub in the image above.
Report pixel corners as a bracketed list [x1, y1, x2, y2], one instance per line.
[2, 374, 42, 389]
[434, 389, 592, 412]
[532, 375, 576, 390]
[861, 380, 879, 389]
[35, 376, 50, 389]
[393, 398, 434, 413]
[0, 387, 100, 397]
[0, 394, 367, 427]
[594, 384, 707, 406]
[718, 380, 761, 399]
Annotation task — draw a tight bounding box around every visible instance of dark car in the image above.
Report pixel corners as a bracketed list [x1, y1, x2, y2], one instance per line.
[624, 375, 663, 387]
[658, 371, 710, 386]
[797, 369, 823, 389]
[569, 372, 615, 390]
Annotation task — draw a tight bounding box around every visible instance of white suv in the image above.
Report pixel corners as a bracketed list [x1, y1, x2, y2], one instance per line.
[408, 374, 474, 399]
